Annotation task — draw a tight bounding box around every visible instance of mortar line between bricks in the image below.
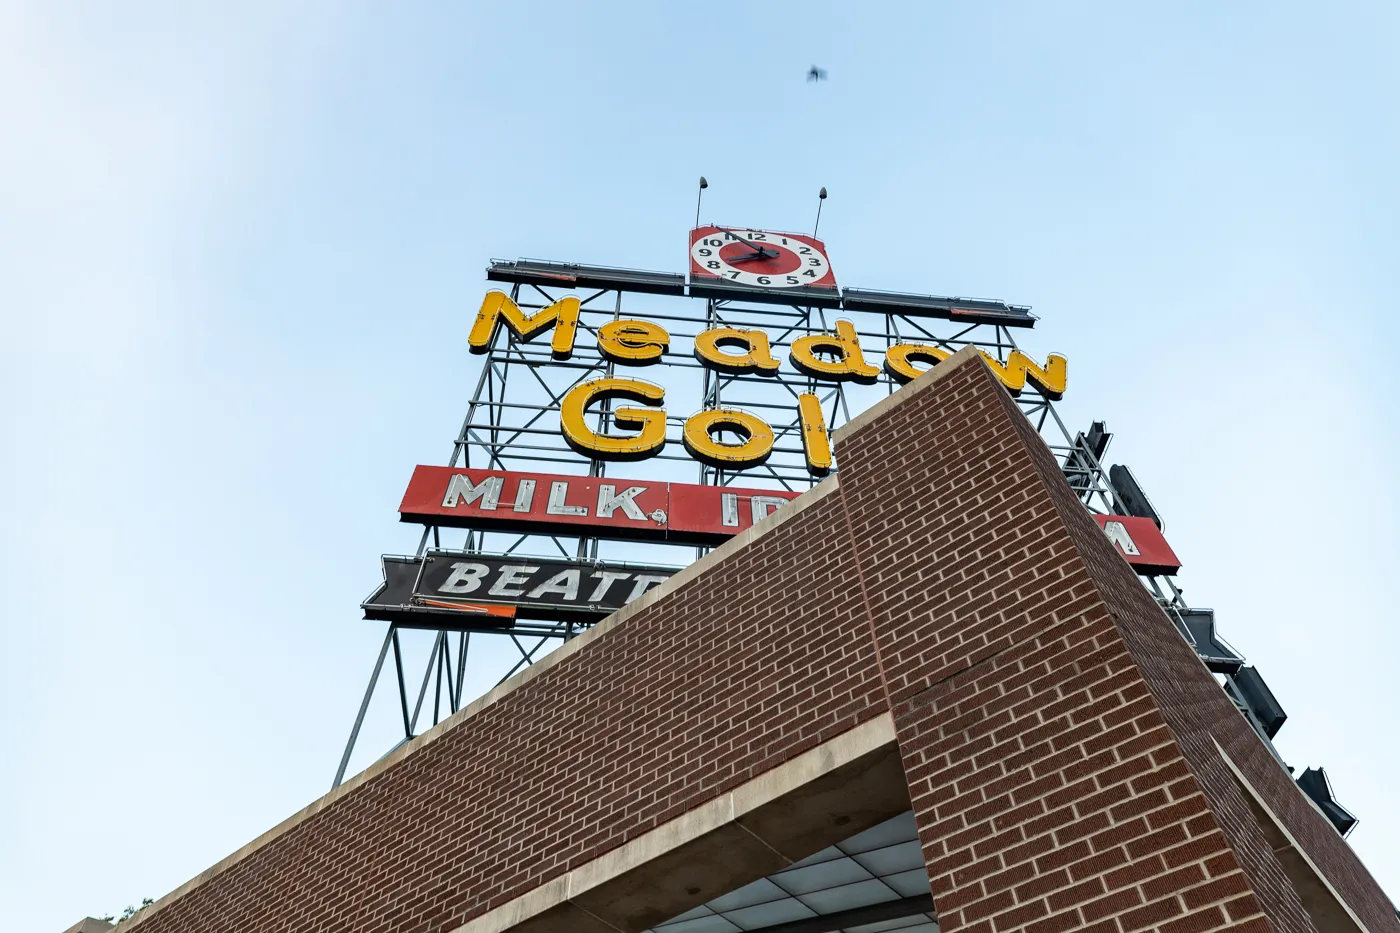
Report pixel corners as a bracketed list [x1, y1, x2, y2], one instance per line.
[1168, 886, 1269, 923]
[983, 866, 1243, 933]
[836, 481, 893, 711]
[962, 826, 1252, 931]
[895, 604, 1106, 714]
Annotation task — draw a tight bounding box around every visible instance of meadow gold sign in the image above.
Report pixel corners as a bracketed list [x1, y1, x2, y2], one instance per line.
[468, 289, 1066, 476]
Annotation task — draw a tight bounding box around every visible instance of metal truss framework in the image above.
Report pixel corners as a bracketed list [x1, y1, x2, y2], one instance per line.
[333, 272, 1257, 788]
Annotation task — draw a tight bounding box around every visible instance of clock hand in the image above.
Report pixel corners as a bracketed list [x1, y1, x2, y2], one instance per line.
[725, 252, 775, 264]
[717, 227, 779, 259]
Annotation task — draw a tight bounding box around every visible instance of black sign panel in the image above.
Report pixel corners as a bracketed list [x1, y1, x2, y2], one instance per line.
[362, 553, 678, 630]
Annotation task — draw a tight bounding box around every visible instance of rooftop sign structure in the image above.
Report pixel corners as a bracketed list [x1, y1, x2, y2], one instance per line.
[338, 206, 1242, 790]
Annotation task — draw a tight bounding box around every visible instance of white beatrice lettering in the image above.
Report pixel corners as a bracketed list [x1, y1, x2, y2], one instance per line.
[489, 565, 539, 597]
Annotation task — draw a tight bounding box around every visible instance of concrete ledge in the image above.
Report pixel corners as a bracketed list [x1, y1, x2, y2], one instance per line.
[62, 920, 115, 933]
[1212, 739, 1373, 933]
[452, 712, 904, 933]
[119, 474, 845, 933]
[831, 343, 985, 447]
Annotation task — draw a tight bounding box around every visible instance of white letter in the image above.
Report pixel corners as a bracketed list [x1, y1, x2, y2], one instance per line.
[1101, 520, 1141, 556]
[750, 495, 788, 524]
[597, 484, 649, 520]
[721, 493, 739, 527]
[627, 574, 671, 601]
[546, 481, 588, 516]
[438, 562, 488, 594]
[512, 478, 537, 512]
[528, 569, 581, 601]
[489, 564, 539, 597]
[587, 570, 631, 602]
[442, 474, 503, 510]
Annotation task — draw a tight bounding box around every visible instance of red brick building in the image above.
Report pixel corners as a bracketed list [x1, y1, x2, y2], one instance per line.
[113, 348, 1398, 933]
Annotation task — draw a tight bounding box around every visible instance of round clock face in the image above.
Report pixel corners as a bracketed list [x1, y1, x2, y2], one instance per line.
[690, 229, 831, 289]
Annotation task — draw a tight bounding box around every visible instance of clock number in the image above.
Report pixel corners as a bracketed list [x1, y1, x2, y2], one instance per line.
[698, 248, 712, 257]
[706, 260, 721, 269]
[803, 269, 817, 277]
[798, 246, 812, 255]
[727, 271, 741, 279]
[781, 237, 789, 245]
[751, 233, 766, 240]
[705, 238, 722, 247]
[786, 276, 799, 285]
[757, 276, 771, 285]
[808, 258, 823, 266]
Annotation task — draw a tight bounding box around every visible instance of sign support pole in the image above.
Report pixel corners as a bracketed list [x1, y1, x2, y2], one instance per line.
[333, 626, 395, 789]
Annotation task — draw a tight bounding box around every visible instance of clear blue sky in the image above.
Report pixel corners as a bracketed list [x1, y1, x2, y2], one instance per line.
[3, 3, 1397, 929]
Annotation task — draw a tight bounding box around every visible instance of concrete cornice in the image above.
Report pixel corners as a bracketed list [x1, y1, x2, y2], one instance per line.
[450, 712, 900, 933]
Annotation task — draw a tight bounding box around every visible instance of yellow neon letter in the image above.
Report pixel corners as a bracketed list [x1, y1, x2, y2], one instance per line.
[682, 409, 775, 470]
[979, 350, 1068, 400]
[468, 290, 580, 360]
[560, 377, 667, 462]
[693, 327, 781, 376]
[883, 343, 953, 385]
[597, 319, 670, 366]
[789, 320, 879, 384]
[797, 393, 832, 476]
[882, 344, 1067, 399]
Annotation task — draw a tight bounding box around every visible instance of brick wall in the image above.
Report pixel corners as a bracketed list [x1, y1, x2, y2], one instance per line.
[128, 488, 889, 933]
[123, 351, 1397, 933]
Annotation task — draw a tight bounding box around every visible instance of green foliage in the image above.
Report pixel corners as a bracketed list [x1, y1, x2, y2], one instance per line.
[98, 898, 155, 925]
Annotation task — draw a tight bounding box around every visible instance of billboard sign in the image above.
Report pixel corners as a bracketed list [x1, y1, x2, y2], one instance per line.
[363, 553, 679, 628]
[399, 466, 801, 545]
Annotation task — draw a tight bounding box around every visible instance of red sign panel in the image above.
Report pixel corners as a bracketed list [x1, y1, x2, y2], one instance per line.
[1092, 514, 1181, 576]
[399, 466, 802, 546]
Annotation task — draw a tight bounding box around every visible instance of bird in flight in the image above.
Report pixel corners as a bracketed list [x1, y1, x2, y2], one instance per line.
[807, 65, 828, 82]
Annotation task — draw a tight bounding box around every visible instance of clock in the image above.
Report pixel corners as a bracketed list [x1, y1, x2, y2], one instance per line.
[689, 226, 837, 290]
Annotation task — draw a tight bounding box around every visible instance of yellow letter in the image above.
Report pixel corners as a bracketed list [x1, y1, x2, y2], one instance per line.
[797, 393, 832, 476]
[682, 408, 774, 470]
[882, 344, 1067, 399]
[468, 290, 580, 360]
[883, 343, 953, 385]
[979, 350, 1068, 400]
[789, 320, 879, 384]
[560, 377, 666, 462]
[597, 319, 669, 365]
[693, 327, 781, 376]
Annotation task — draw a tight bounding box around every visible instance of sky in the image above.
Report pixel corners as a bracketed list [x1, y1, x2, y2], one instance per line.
[2, 2, 1397, 930]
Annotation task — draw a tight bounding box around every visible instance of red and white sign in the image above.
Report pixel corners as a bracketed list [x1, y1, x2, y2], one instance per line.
[1093, 514, 1181, 576]
[689, 227, 838, 291]
[399, 466, 801, 546]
